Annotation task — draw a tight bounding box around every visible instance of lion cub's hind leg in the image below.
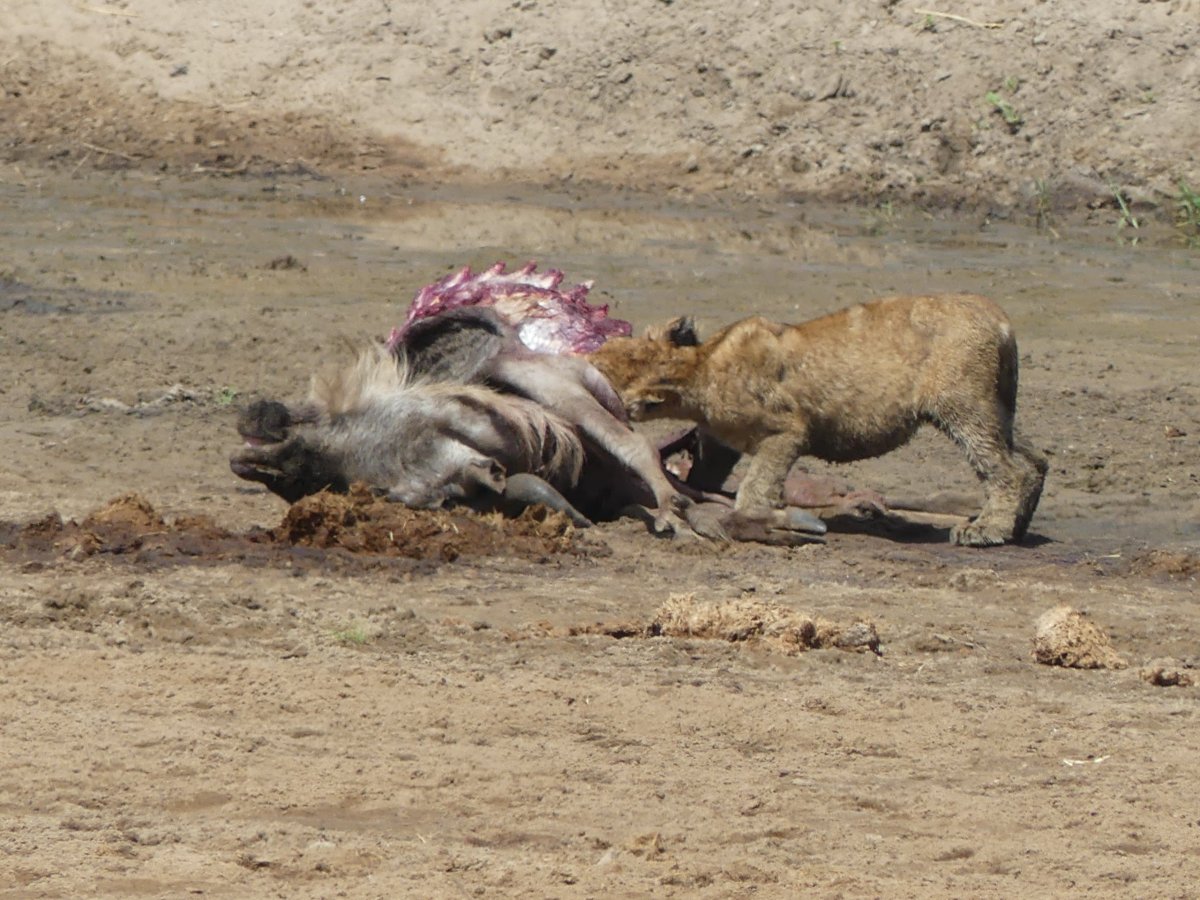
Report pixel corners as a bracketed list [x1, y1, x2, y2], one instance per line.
[1010, 437, 1048, 540]
[936, 406, 1045, 546]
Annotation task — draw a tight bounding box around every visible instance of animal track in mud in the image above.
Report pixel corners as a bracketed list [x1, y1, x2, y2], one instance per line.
[0, 488, 598, 575]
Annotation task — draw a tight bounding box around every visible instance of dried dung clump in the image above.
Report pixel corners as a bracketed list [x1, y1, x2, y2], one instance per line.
[1032, 605, 1127, 670]
[648, 594, 880, 655]
[1139, 658, 1196, 688]
[277, 486, 584, 560]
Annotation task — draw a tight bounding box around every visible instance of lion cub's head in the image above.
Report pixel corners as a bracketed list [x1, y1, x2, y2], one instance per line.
[588, 316, 701, 421]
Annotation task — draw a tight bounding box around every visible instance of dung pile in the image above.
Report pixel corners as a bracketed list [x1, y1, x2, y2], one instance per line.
[571, 593, 880, 656]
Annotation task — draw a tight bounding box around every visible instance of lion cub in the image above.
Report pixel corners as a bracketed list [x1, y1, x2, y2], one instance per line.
[589, 293, 1047, 546]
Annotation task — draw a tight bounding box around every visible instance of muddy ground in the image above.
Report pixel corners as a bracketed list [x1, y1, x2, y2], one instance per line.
[2, 169, 1199, 899]
[3, 2, 1200, 897]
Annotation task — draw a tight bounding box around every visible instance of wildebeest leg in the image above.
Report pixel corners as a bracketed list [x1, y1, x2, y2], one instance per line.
[390, 456, 593, 527]
[385, 456, 505, 510]
[884, 491, 980, 517]
[681, 503, 826, 546]
[488, 355, 695, 531]
[722, 506, 827, 545]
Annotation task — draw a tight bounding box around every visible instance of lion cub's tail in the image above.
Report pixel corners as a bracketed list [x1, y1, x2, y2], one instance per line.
[997, 324, 1020, 433]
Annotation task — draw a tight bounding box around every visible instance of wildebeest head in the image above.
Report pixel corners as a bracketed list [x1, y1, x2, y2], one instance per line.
[229, 399, 348, 503]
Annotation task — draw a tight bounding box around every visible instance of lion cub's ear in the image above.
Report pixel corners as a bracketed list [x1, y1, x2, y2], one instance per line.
[645, 316, 699, 346]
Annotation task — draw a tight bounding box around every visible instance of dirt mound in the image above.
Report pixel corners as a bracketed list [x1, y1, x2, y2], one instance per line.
[278, 486, 586, 561]
[81, 493, 163, 531]
[0, 490, 590, 572]
[570, 593, 880, 656]
[1032, 605, 1127, 670]
[1126, 550, 1200, 580]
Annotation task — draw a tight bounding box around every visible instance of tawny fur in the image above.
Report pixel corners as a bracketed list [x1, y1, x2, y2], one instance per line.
[588, 293, 1047, 546]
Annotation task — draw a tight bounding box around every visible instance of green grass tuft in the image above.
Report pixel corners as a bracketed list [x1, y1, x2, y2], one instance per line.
[331, 624, 372, 646]
[1175, 180, 1200, 246]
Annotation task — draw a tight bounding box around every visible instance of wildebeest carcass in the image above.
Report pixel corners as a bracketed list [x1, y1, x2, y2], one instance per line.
[231, 306, 689, 533]
[231, 266, 826, 544]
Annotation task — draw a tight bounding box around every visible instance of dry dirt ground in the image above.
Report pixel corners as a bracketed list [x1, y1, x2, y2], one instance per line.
[3, 0, 1200, 212]
[3, 3, 1200, 898]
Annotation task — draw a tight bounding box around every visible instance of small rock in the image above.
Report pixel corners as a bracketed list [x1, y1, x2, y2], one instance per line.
[818, 74, 852, 100]
[833, 621, 882, 654]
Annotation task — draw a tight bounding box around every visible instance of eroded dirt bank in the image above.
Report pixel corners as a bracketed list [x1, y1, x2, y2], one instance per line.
[4, 0, 1200, 213]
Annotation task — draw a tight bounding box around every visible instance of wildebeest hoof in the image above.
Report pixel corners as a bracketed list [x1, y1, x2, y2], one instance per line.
[501, 472, 594, 528]
[782, 507, 828, 535]
[658, 510, 701, 540]
[681, 503, 732, 542]
[616, 504, 697, 540]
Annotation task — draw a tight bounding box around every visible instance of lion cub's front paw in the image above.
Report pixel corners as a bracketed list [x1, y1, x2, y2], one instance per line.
[950, 519, 1013, 547]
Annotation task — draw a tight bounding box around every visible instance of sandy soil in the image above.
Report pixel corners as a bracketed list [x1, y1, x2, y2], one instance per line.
[3, 3, 1200, 898]
[4, 0, 1200, 211]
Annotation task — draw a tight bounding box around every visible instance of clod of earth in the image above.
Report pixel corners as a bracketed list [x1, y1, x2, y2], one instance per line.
[1139, 658, 1196, 688]
[1126, 549, 1200, 580]
[277, 485, 587, 560]
[1032, 605, 1127, 670]
[0, 489, 593, 573]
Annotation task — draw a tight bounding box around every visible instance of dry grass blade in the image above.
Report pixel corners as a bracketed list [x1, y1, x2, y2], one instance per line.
[78, 5, 140, 16]
[79, 141, 139, 161]
[914, 8, 1004, 29]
